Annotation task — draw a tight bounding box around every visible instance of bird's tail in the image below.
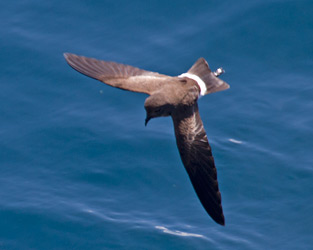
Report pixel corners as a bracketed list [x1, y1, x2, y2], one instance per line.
[187, 58, 229, 95]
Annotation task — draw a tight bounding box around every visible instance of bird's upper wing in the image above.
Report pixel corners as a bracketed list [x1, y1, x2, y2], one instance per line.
[172, 104, 225, 225]
[64, 53, 171, 95]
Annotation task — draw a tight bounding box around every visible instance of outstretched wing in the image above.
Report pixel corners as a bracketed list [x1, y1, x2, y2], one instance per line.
[172, 104, 225, 225]
[64, 53, 170, 95]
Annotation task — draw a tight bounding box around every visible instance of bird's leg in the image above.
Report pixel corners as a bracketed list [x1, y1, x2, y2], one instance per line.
[213, 67, 225, 77]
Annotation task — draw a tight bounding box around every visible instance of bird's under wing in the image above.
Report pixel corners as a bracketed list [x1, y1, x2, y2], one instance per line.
[64, 53, 170, 95]
[172, 104, 225, 225]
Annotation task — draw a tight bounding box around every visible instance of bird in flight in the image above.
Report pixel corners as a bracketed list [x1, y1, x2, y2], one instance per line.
[64, 53, 229, 225]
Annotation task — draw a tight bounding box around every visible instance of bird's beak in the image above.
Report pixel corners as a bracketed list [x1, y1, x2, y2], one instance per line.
[145, 116, 151, 126]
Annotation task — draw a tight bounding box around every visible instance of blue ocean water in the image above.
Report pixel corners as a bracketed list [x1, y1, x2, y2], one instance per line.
[1, 0, 313, 249]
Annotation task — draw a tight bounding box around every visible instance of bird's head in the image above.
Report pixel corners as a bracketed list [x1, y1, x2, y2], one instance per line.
[144, 94, 173, 126]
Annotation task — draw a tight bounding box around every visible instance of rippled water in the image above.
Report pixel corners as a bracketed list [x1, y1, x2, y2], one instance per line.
[1, 0, 313, 249]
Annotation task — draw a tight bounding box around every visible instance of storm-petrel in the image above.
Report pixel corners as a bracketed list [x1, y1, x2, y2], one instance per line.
[64, 53, 229, 225]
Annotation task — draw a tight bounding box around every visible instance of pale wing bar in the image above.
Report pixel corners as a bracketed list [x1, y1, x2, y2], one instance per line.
[64, 53, 169, 95]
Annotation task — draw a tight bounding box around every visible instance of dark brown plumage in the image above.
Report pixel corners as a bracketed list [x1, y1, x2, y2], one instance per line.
[64, 53, 229, 225]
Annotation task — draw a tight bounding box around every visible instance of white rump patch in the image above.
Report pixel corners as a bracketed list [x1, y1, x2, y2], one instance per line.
[155, 226, 204, 238]
[179, 73, 207, 96]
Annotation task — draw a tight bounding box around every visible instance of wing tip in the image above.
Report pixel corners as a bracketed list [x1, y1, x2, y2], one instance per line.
[215, 214, 225, 226]
[209, 206, 225, 226]
[63, 52, 78, 62]
[63, 52, 71, 60]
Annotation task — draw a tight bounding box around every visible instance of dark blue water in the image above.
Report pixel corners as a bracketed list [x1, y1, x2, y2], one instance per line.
[1, 0, 313, 249]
